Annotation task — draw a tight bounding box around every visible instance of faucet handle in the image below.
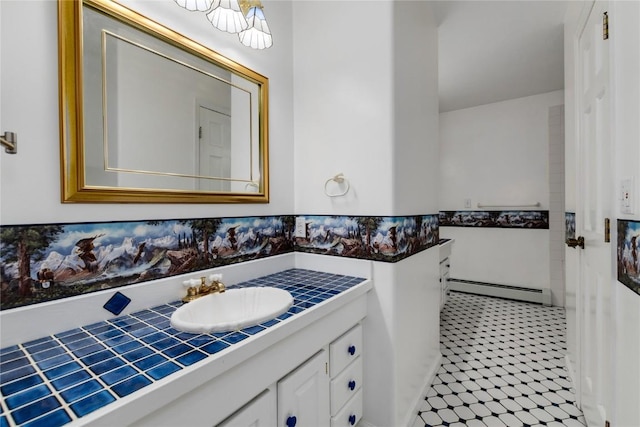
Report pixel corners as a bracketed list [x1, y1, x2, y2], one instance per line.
[182, 278, 200, 288]
[209, 273, 223, 283]
[209, 273, 225, 293]
[181, 281, 200, 303]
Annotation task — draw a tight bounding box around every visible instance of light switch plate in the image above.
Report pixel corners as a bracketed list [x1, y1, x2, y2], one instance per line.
[295, 217, 306, 238]
[621, 178, 634, 214]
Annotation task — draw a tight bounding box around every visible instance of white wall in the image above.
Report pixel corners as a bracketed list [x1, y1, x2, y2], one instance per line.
[391, 4, 440, 425]
[292, 2, 394, 216]
[548, 105, 565, 306]
[439, 90, 564, 293]
[0, 0, 294, 225]
[610, 1, 640, 425]
[292, 2, 440, 426]
[392, 1, 440, 218]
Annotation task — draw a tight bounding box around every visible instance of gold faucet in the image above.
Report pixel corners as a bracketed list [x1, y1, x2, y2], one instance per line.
[181, 276, 226, 303]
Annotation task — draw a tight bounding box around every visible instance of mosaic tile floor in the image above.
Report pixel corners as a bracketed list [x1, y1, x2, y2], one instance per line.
[414, 291, 586, 427]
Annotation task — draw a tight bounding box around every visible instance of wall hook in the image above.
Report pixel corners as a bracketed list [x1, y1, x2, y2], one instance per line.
[1, 131, 17, 154]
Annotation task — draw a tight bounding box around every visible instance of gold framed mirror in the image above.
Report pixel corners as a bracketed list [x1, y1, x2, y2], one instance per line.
[59, 0, 269, 203]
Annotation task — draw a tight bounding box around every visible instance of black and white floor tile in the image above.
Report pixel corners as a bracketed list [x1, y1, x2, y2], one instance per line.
[413, 291, 586, 427]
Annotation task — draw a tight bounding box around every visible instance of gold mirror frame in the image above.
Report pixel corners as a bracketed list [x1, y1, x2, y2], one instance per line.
[58, 0, 269, 203]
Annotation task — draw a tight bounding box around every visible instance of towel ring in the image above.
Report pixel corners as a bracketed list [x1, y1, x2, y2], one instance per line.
[324, 173, 350, 197]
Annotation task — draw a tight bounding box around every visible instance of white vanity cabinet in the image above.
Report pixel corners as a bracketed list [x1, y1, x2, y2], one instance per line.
[110, 279, 371, 427]
[276, 325, 364, 427]
[439, 257, 451, 310]
[277, 350, 330, 427]
[439, 239, 454, 310]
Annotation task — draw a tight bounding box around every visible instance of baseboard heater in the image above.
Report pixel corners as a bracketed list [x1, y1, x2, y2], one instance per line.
[449, 278, 552, 306]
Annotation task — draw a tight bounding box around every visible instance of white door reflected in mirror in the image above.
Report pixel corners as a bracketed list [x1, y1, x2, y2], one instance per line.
[199, 106, 231, 192]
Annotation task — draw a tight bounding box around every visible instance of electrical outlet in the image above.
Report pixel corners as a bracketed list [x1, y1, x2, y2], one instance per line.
[295, 217, 306, 238]
[464, 198, 472, 209]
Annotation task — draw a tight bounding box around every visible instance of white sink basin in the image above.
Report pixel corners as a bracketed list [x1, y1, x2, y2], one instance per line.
[170, 287, 293, 334]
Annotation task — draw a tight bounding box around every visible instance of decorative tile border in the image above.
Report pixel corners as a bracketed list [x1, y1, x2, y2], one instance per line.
[0, 269, 366, 427]
[565, 212, 576, 240]
[617, 219, 640, 295]
[294, 215, 439, 263]
[439, 210, 549, 229]
[1, 214, 438, 310]
[0, 216, 294, 310]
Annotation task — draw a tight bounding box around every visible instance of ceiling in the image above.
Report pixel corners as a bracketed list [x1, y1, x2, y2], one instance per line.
[432, 0, 569, 113]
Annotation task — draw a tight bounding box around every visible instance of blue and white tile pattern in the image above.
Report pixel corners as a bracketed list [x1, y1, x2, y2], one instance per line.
[0, 269, 365, 427]
[414, 291, 585, 427]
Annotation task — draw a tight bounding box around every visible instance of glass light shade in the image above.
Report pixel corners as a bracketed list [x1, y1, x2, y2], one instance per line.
[174, 0, 213, 11]
[239, 7, 273, 49]
[206, 0, 248, 34]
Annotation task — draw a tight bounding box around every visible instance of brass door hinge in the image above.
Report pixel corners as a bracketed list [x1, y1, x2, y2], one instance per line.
[198, 126, 202, 139]
[605, 218, 611, 242]
[603, 12, 609, 40]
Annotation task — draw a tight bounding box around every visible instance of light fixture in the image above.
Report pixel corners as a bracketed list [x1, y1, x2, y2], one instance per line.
[206, 0, 248, 34]
[174, 0, 213, 12]
[174, 0, 272, 49]
[238, 0, 272, 49]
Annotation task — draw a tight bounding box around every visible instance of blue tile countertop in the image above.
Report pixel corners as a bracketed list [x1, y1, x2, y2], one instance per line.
[0, 269, 366, 427]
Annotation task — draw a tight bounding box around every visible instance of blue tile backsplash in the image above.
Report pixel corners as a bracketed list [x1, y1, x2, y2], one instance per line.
[0, 269, 366, 426]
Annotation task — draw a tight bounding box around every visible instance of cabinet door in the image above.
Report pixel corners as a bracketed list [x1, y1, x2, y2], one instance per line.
[278, 349, 330, 427]
[218, 388, 276, 427]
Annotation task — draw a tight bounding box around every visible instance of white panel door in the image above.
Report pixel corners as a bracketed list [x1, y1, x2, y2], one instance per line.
[198, 105, 231, 191]
[278, 350, 330, 427]
[576, 2, 613, 426]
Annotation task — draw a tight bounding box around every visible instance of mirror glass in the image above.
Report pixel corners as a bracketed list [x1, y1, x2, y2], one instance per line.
[59, 0, 269, 203]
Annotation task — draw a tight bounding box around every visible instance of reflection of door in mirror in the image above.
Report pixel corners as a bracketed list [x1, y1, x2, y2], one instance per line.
[198, 106, 231, 191]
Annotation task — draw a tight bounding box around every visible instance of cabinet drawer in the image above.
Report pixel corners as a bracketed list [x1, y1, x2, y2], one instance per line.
[330, 324, 362, 377]
[331, 389, 363, 427]
[440, 258, 450, 276]
[330, 356, 362, 415]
